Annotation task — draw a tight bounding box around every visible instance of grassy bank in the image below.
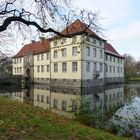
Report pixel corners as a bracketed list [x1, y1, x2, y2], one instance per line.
[0, 97, 131, 140]
[128, 77, 140, 82]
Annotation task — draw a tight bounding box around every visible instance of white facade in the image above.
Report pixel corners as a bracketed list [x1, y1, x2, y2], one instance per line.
[12, 34, 124, 86]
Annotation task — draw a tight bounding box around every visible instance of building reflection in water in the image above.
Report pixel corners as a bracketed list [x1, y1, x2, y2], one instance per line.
[12, 84, 124, 118]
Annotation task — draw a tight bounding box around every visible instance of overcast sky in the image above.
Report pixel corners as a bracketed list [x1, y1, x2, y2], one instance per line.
[75, 0, 140, 60]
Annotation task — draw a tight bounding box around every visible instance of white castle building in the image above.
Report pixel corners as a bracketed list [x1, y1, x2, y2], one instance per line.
[12, 19, 124, 87]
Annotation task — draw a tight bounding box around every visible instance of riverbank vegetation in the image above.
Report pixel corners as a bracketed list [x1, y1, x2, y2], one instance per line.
[124, 54, 140, 82]
[0, 97, 131, 140]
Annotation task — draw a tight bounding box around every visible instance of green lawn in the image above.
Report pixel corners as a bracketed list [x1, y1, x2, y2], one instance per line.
[0, 97, 132, 140]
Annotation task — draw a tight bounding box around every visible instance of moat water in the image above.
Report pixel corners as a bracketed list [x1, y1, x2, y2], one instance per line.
[0, 83, 140, 139]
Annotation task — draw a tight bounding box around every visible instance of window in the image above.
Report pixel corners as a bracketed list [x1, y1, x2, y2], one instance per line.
[93, 62, 97, 72]
[113, 67, 115, 73]
[41, 65, 44, 72]
[86, 62, 90, 72]
[62, 62, 67, 72]
[53, 99, 58, 109]
[86, 47, 90, 56]
[41, 95, 44, 102]
[62, 100, 67, 111]
[110, 56, 112, 62]
[37, 66, 40, 72]
[93, 38, 96, 44]
[110, 94, 112, 101]
[99, 41, 102, 46]
[118, 67, 119, 73]
[118, 58, 119, 63]
[100, 63, 103, 72]
[13, 59, 15, 64]
[110, 66, 112, 73]
[72, 62, 78, 72]
[54, 40, 58, 46]
[54, 50, 58, 58]
[113, 57, 115, 62]
[99, 50, 103, 58]
[37, 95, 40, 101]
[26, 56, 30, 62]
[106, 66, 108, 73]
[93, 48, 97, 57]
[62, 48, 66, 57]
[20, 67, 22, 73]
[14, 59, 16, 64]
[61, 38, 66, 44]
[46, 53, 49, 60]
[86, 36, 90, 42]
[72, 46, 77, 56]
[41, 54, 44, 60]
[37, 55, 40, 61]
[120, 59, 122, 64]
[121, 68, 123, 73]
[54, 63, 58, 72]
[46, 96, 50, 104]
[47, 65, 50, 72]
[20, 58, 22, 63]
[106, 54, 108, 61]
[14, 68, 16, 73]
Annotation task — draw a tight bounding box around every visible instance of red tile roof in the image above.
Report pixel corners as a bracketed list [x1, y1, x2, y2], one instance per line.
[59, 19, 105, 41]
[105, 43, 124, 58]
[13, 39, 50, 58]
[14, 20, 123, 59]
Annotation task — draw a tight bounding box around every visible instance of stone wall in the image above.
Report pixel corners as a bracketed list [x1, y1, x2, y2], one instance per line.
[33, 77, 124, 87]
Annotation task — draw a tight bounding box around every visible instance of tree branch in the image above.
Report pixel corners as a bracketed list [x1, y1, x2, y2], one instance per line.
[0, 16, 89, 38]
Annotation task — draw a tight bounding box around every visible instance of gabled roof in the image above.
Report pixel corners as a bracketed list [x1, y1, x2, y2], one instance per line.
[14, 19, 106, 58]
[59, 19, 105, 41]
[13, 39, 50, 58]
[14, 20, 123, 58]
[105, 43, 124, 58]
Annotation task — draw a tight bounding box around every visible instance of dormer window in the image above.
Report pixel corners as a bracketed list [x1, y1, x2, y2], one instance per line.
[61, 38, 66, 44]
[72, 36, 77, 43]
[54, 40, 58, 46]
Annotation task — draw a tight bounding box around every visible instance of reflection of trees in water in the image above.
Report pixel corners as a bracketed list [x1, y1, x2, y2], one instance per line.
[136, 88, 140, 96]
[0, 85, 21, 97]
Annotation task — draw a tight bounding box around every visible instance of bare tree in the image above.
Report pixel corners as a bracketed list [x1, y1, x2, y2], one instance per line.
[124, 54, 136, 79]
[0, 0, 101, 37]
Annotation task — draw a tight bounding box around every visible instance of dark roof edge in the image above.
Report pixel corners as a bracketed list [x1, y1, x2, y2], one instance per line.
[105, 50, 124, 59]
